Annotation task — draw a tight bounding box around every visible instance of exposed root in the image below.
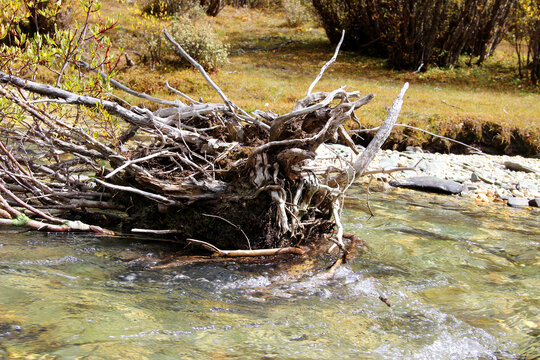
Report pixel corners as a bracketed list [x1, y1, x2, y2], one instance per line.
[0, 29, 409, 253]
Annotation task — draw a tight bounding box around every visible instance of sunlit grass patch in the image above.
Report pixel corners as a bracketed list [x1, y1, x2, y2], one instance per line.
[101, 2, 539, 154]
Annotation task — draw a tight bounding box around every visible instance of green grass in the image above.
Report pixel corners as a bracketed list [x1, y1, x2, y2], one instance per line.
[102, 2, 539, 155]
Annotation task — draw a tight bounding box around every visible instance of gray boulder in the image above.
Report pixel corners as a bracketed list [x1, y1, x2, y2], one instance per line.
[389, 176, 463, 195]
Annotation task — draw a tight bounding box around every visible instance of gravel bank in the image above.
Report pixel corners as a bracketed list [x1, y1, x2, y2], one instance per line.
[314, 144, 540, 207]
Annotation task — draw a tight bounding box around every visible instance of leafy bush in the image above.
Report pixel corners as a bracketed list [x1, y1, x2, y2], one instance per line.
[0, 0, 123, 142]
[229, 0, 281, 8]
[312, 0, 517, 70]
[141, 0, 201, 18]
[139, 16, 228, 71]
[281, 0, 313, 27]
[0, 0, 73, 46]
[142, 0, 225, 17]
[166, 19, 228, 71]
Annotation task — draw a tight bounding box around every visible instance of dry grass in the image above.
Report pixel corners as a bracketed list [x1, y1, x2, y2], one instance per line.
[102, 2, 539, 154]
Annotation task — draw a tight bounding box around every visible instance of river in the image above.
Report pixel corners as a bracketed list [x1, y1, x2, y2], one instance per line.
[0, 187, 538, 359]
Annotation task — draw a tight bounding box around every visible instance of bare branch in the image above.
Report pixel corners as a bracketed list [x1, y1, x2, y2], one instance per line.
[441, 99, 464, 111]
[187, 238, 305, 257]
[76, 60, 185, 107]
[105, 150, 171, 179]
[332, 83, 409, 185]
[307, 30, 345, 96]
[163, 29, 269, 131]
[94, 179, 177, 205]
[349, 123, 483, 154]
[165, 81, 201, 104]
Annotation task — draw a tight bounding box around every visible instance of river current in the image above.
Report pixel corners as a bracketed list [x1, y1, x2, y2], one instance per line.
[0, 187, 538, 359]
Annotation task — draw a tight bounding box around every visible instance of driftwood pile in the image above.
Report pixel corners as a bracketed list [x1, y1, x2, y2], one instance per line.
[0, 30, 408, 257]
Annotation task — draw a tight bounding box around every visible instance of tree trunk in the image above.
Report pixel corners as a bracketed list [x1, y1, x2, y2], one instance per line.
[530, 20, 540, 84]
[201, 0, 223, 16]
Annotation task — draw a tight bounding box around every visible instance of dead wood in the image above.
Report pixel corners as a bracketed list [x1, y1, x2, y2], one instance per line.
[187, 238, 306, 257]
[0, 30, 408, 254]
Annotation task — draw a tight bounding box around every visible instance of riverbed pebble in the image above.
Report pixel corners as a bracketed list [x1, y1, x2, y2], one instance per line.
[313, 144, 540, 207]
[507, 197, 531, 207]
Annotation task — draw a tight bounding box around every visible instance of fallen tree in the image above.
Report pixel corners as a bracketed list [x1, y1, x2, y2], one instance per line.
[0, 30, 408, 257]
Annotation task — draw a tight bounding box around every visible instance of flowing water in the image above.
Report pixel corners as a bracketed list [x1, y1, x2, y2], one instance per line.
[0, 187, 538, 359]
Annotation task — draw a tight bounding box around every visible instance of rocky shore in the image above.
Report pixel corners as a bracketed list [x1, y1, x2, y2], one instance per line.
[314, 144, 540, 208]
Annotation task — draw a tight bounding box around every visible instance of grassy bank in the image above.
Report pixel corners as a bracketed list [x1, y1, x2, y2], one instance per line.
[103, 2, 539, 156]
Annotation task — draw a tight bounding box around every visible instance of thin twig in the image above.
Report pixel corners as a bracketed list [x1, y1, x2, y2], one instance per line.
[76, 60, 184, 107]
[165, 81, 201, 104]
[441, 99, 464, 111]
[366, 175, 374, 218]
[362, 165, 417, 176]
[349, 123, 482, 153]
[202, 213, 252, 250]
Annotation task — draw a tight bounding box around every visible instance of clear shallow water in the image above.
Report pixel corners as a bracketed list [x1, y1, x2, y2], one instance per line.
[0, 187, 538, 359]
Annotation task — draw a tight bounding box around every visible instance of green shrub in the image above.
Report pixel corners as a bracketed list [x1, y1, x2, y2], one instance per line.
[281, 0, 313, 27]
[139, 16, 228, 71]
[0, 0, 73, 47]
[166, 19, 228, 71]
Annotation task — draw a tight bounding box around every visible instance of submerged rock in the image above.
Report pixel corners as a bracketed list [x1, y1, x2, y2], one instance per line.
[389, 176, 463, 195]
[507, 197, 530, 207]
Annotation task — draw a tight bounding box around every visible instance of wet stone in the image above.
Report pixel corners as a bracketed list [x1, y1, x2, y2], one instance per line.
[323, 145, 540, 204]
[116, 251, 143, 262]
[0, 323, 11, 337]
[507, 197, 530, 208]
[389, 176, 463, 195]
[529, 198, 540, 207]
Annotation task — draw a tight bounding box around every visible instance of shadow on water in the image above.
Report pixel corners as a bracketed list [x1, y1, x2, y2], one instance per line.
[0, 186, 538, 359]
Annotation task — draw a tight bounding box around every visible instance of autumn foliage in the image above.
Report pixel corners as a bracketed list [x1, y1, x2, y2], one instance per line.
[511, 0, 539, 84]
[312, 0, 520, 70]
